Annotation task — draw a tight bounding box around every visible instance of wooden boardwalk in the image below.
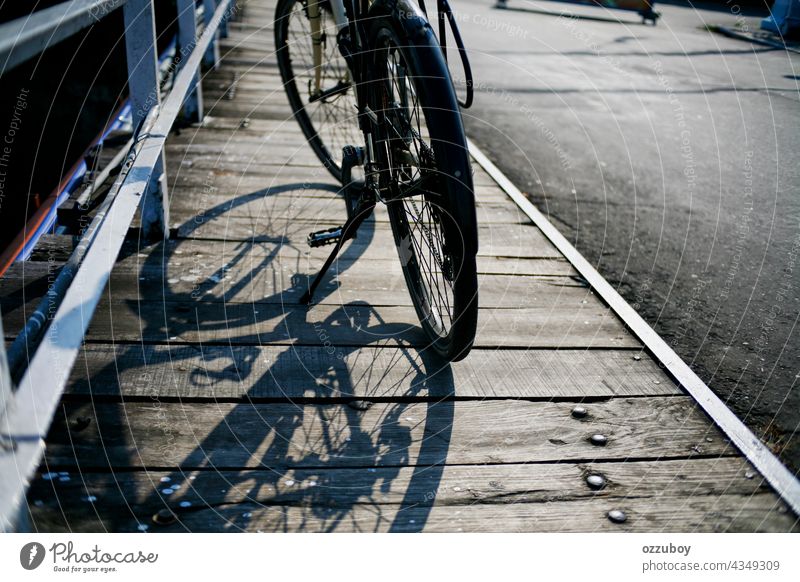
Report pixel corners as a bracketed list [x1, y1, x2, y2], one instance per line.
[2, 0, 797, 532]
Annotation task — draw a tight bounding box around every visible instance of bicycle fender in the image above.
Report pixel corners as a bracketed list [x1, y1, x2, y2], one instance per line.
[368, 0, 478, 257]
[367, 0, 430, 40]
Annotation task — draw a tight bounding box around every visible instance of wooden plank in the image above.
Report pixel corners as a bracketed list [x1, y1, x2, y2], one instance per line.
[168, 121, 506, 183]
[2, 298, 639, 348]
[203, 91, 325, 110]
[52, 226, 573, 307]
[0, 257, 591, 309]
[202, 83, 294, 101]
[37, 494, 788, 532]
[43, 397, 731, 469]
[166, 172, 510, 205]
[218, 37, 277, 54]
[189, 114, 338, 135]
[201, 75, 286, 94]
[217, 48, 282, 69]
[100, 266, 587, 309]
[168, 147, 323, 168]
[174, 216, 566, 260]
[226, 22, 273, 33]
[167, 144, 509, 192]
[26, 234, 77, 262]
[168, 166, 508, 193]
[0, 253, 575, 303]
[64, 344, 677, 399]
[26, 458, 796, 533]
[165, 182, 529, 225]
[169, 130, 348, 149]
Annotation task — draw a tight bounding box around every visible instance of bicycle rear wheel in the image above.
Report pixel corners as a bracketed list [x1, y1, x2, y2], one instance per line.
[274, 0, 361, 182]
[369, 5, 479, 361]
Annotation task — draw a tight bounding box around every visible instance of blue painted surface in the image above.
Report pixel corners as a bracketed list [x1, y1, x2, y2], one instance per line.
[762, 0, 800, 36]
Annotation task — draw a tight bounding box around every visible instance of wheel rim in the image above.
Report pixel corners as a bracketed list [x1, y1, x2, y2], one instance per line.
[282, 0, 360, 174]
[380, 40, 458, 340]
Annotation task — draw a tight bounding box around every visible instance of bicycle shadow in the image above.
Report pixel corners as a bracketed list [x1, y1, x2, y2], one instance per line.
[58, 180, 455, 532]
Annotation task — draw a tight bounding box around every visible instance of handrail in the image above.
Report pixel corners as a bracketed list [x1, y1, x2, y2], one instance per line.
[0, 0, 129, 73]
[0, 0, 237, 532]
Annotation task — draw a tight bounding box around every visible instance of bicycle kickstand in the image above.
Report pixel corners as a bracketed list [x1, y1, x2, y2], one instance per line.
[300, 146, 373, 305]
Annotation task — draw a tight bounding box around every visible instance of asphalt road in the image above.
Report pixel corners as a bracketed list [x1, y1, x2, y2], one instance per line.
[455, 0, 800, 471]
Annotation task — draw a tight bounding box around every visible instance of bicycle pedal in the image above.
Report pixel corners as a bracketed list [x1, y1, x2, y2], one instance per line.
[307, 227, 342, 248]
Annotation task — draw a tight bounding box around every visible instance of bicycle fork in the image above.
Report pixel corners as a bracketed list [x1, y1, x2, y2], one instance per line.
[301, 2, 383, 305]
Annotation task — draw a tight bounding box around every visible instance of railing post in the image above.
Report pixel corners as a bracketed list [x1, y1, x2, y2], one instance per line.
[177, 0, 203, 123]
[123, 0, 169, 240]
[203, 0, 220, 70]
[219, 0, 230, 38]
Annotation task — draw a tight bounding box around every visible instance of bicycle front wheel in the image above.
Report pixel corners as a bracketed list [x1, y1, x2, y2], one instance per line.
[274, 0, 361, 182]
[369, 3, 479, 361]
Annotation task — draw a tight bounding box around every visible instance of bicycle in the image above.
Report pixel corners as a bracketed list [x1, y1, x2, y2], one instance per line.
[275, 0, 478, 361]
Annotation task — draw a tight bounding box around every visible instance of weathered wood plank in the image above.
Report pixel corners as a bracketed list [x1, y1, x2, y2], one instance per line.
[176, 132, 515, 177]
[202, 78, 287, 96]
[168, 130, 350, 150]
[33, 233, 573, 307]
[174, 216, 566, 260]
[26, 234, 77, 262]
[168, 147, 323, 168]
[166, 173, 510, 206]
[43, 397, 731, 469]
[205, 98, 292, 121]
[218, 47, 281, 67]
[166, 165, 504, 194]
[203, 91, 336, 111]
[166, 137, 500, 190]
[27, 458, 795, 533]
[165, 182, 529, 224]
[103, 267, 587, 309]
[0, 254, 575, 304]
[27, 457, 772, 511]
[64, 344, 676, 399]
[2, 298, 638, 348]
[73, 494, 797, 532]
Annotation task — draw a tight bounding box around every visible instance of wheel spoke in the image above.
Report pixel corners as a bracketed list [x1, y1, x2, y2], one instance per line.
[379, 41, 456, 338]
[282, 1, 360, 177]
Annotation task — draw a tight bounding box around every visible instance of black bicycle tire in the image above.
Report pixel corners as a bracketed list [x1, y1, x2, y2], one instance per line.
[274, 0, 358, 183]
[369, 9, 479, 361]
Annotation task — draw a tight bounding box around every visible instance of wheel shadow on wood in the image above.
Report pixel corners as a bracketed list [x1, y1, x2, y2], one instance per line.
[35, 182, 455, 532]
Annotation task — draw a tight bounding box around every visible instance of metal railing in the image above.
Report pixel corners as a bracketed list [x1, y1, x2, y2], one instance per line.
[0, 0, 237, 532]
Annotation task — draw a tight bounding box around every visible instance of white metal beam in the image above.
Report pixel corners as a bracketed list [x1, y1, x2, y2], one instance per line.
[0, 0, 128, 73]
